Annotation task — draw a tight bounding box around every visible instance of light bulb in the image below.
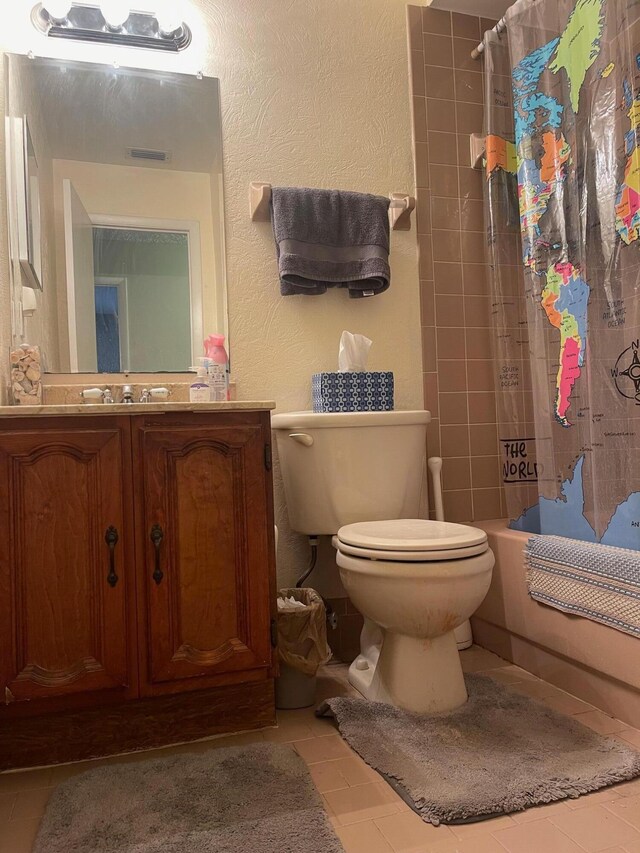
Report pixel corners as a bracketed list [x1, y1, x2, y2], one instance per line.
[100, 0, 130, 30]
[42, 0, 72, 22]
[156, 5, 183, 36]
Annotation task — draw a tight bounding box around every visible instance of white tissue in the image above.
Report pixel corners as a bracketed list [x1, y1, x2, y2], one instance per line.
[277, 596, 307, 611]
[338, 331, 372, 373]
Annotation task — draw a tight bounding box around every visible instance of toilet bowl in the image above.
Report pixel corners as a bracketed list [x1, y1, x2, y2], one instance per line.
[334, 518, 494, 713]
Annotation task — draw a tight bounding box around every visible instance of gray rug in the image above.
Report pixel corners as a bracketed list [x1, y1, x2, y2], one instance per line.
[318, 673, 640, 825]
[34, 742, 343, 853]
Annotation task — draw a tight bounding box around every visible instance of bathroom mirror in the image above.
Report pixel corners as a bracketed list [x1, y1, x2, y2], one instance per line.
[4, 53, 227, 373]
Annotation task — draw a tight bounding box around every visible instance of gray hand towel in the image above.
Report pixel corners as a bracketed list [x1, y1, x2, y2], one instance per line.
[271, 186, 391, 297]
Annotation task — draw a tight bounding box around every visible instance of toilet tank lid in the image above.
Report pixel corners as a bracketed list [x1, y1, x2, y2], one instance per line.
[337, 519, 488, 552]
[271, 410, 431, 429]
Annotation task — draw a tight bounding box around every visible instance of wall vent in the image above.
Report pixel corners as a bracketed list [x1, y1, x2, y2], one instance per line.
[126, 147, 171, 163]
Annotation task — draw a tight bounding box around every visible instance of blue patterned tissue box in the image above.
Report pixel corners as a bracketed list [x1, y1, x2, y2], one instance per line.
[312, 371, 394, 412]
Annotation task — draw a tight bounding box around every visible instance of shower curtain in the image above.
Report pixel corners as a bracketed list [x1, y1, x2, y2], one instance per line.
[484, 0, 640, 549]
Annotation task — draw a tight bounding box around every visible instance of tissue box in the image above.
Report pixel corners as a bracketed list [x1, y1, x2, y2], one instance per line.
[312, 371, 394, 412]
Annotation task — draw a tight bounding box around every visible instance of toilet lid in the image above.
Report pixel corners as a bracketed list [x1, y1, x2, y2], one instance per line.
[337, 519, 488, 554]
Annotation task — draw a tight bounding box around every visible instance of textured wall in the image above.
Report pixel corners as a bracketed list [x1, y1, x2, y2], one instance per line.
[0, 0, 423, 590]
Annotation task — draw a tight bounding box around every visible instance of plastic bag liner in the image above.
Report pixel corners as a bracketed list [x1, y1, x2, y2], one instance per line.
[277, 588, 332, 677]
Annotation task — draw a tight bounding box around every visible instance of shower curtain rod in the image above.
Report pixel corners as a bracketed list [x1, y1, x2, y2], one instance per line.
[471, 16, 507, 60]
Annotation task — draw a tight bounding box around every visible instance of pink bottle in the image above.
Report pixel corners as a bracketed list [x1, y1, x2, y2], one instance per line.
[204, 334, 229, 401]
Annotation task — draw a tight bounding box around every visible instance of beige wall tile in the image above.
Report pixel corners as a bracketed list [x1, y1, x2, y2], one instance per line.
[424, 33, 454, 67]
[422, 6, 452, 35]
[453, 37, 481, 72]
[416, 188, 431, 234]
[465, 327, 493, 359]
[432, 230, 462, 262]
[460, 197, 485, 231]
[443, 456, 472, 490]
[410, 51, 426, 97]
[421, 284, 435, 326]
[427, 418, 441, 455]
[427, 98, 457, 133]
[415, 142, 429, 188]
[465, 295, 492, 327]
[443, 489, 473, 522]
[470, 423, 499, 456]
[430, 164, 459, 197]
[428, 131, 459, 165]
[423, 372, 439, 415]
[467, 359, 495, 391]
[418, 241, 434, 280]
[437, 326, 466, 360]
[423, 330, 437, 371]
[468, 391, 497, 423]
[412, 96, 427, 143]
[440, 423, 470, 457]
[432, 196, 461, 230]
[452, 12, 481, 40]
[463, 262, 489, 294]
[455, 69, 484, 103]
[408, 20, 506, 524]
[425, 65, 456, 100]
[407, 5, 423, 51]
[436, 294, 465, 327]
[456, 100, 484, 135]
[459, 166, 484, 199]
[471, 456, 501, 489]
[461, 230, 486, 263]
[440, 392, 469, 424]
[438, 359, 468, 392]
[434, 262, 463, 294]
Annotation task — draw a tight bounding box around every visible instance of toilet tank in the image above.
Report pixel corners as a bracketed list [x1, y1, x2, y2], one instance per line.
[271, 410, 431, 535]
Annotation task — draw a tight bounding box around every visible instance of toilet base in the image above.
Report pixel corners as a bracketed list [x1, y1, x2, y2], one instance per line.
[348, 626, 468, 713]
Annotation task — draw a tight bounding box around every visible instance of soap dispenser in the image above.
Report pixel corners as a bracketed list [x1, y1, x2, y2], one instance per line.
[189, 364, 210, 403]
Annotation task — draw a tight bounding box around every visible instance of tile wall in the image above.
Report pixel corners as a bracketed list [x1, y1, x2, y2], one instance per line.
[408, 5, 508, 523]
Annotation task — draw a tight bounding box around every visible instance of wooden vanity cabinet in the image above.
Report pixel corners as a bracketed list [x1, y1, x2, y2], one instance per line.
[0, 409, 277, 770]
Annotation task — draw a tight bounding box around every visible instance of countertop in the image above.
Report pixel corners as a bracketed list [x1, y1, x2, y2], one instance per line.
[0, 401, 276, 417]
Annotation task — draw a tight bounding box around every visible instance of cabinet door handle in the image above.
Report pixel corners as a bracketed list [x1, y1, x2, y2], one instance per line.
[150, 524, 164, 585]
[105, 526, 119, 588]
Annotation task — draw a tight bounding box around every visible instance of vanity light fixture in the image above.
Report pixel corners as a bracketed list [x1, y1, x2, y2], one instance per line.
[32, 2, 192, 52]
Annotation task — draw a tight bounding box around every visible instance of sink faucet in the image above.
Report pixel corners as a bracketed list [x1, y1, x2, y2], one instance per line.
[122, 385, 134, 404]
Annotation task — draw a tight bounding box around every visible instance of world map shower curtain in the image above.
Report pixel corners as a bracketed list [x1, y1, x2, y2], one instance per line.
[484, 0, 640, 549]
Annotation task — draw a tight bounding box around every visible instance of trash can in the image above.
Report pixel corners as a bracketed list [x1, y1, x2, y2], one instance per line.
[275, 588, 332, 709]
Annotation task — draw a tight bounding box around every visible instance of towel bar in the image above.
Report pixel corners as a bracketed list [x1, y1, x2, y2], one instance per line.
[249, 182, 415, 231]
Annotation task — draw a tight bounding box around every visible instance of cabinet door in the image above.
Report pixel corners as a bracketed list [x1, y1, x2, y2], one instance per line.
[0, 418, 136, 713]
[134, 415, 274, 696]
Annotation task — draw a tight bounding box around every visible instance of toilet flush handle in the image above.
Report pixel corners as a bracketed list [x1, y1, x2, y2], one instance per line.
[288, 433, 314, 447]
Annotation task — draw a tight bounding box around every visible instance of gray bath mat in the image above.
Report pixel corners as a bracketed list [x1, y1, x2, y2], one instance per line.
[34, 742, 343, 853]
[318, 673, 640, 825]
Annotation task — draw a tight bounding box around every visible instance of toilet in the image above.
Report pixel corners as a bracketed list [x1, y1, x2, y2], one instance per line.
[271, 410, 494, 714]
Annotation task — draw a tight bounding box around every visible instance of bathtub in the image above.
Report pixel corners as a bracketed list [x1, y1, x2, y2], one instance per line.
[472, 520, 640, 729]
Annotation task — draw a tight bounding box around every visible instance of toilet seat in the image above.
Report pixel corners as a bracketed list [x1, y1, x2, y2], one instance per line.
[335, 519, 489, 562]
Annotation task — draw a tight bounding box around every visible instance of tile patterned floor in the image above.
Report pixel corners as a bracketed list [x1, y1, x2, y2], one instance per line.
[1, 646, 639, 853]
